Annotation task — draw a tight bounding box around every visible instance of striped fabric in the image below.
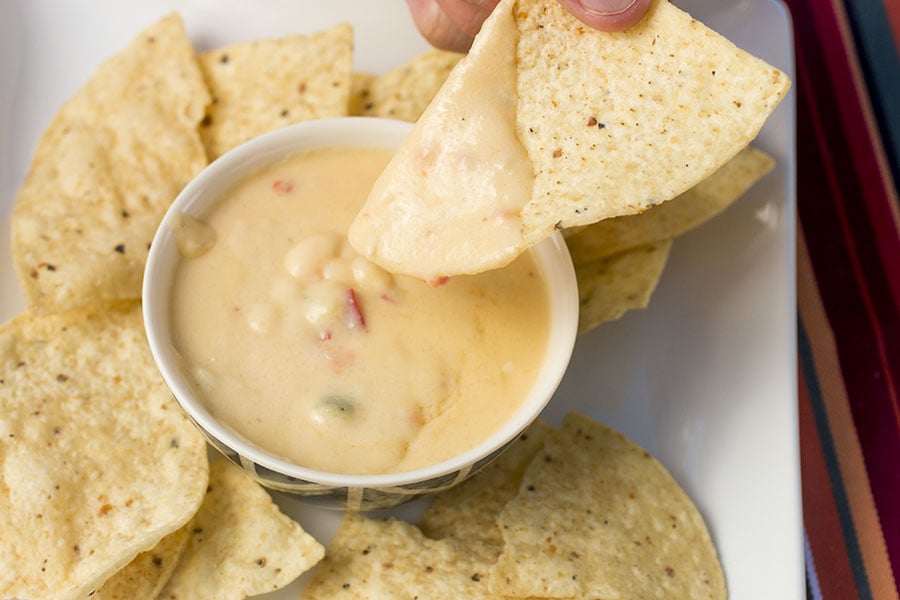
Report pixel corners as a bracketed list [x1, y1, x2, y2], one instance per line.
[786, 0, 900, 597]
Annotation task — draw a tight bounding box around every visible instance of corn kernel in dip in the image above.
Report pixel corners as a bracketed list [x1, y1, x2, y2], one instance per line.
[169, 147, 551, 474]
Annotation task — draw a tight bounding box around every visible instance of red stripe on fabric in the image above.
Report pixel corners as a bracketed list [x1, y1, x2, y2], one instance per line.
[816, 0, 900, 317]
[801, 371, 863, 600]
[790, 0, 900, 313]
[792, 0, 900, 426]
[799, 230, 900, 600]
[793, 0, 900, 577]
[795, 0, 900, 438]
[797, 73, 900, 585]
[884, 0, 900, 48]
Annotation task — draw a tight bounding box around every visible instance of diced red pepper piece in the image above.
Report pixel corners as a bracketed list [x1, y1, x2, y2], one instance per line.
[272, 179, 294, 194]
[345, 288, 367, 331]
[427, 276, 450, 287]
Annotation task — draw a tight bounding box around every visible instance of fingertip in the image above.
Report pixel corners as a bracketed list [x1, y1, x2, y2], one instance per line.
[406, 0, 477, 51]
[557, 0, 653, 32]
[431, 29, 477, 52]
[407, 0, 654, 51]
[435, 0, 502, 36]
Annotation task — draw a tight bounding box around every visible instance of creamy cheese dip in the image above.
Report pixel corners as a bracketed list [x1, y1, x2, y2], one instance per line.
[169, 147, 551, 475]
[348, 1, 533, 281]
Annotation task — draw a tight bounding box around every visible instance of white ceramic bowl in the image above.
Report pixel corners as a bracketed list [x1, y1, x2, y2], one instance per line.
[143, 117, 578, 510]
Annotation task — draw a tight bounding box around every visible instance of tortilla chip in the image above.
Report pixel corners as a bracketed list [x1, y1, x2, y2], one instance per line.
[157, 460, 324, 600]
[357, 49, 463, 122]
[10, 14, 210, 315]
[350, 0, 789, 280]
[302, 514, 497, 599]
[348, 72, 376, 116]
[0, 302, 209, 600]
[93, 525, 190, 600]
[488, 413, 726, 599]
[565, 146, 774, 264]
[199, 24, 353, 159]
[419, 419, 552, 555]
[576, 240, 671, 333]
[517, 0, 789, 237]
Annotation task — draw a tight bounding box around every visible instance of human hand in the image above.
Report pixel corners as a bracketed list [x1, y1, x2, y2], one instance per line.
[407, 0, 652, 52]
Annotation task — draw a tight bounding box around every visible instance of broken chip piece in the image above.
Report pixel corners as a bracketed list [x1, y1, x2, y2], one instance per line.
[157, 460, 324, 600]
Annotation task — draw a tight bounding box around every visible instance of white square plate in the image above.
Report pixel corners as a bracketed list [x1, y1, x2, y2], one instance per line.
[0, 1, 801, 598]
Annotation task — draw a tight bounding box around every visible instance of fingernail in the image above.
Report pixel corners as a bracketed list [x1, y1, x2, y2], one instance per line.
[578, 0, 638, 16]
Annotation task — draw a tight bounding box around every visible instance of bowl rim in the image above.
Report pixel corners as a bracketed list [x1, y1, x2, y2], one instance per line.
[143, 116, 579, 489]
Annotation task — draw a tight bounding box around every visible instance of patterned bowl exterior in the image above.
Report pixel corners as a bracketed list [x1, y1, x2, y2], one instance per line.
[190, 410, 518, 510]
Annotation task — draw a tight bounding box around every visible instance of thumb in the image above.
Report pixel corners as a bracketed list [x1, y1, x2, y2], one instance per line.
[407, 0, 478, 52]
[556, 0, 652, 32]
[407, 0, 502, 52]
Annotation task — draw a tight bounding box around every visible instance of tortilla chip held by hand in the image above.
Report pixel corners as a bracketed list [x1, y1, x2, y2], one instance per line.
[348, 0, 789, 281]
